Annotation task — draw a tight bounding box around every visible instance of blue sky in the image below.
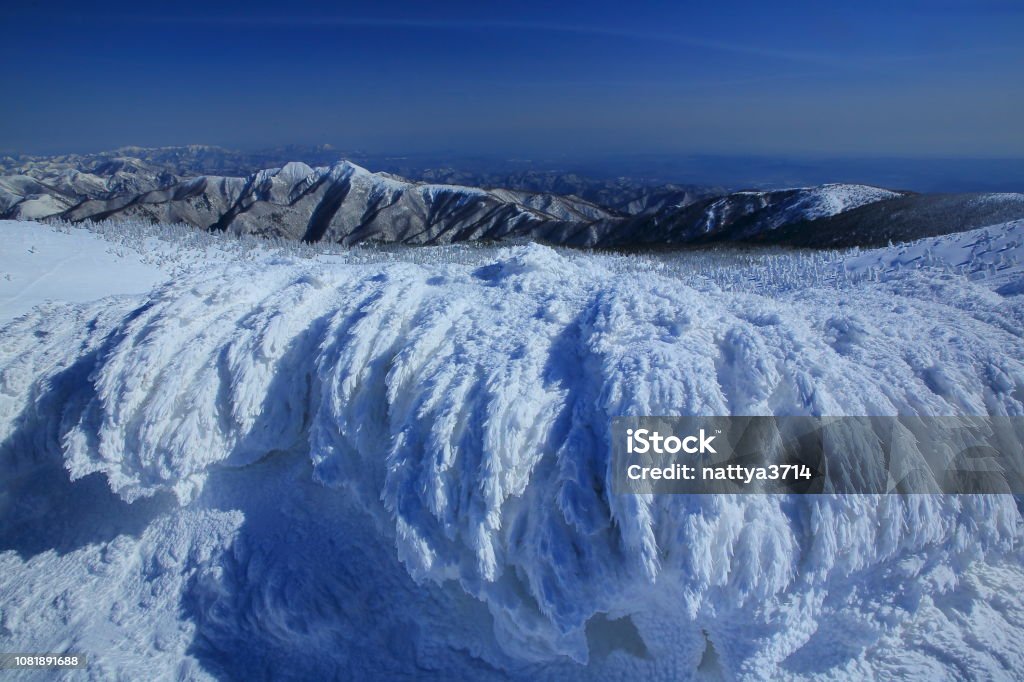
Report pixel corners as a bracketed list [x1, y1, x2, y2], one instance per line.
[1, 0, 1021, 157]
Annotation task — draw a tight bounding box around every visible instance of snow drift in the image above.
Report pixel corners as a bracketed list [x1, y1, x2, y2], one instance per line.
[1, 221, 1024, 679]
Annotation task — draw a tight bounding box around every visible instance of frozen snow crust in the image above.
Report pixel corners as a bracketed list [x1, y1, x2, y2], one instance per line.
[2, 221, 1024, 679]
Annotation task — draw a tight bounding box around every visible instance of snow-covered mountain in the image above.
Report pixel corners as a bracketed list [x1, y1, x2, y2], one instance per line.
[0, 144, 312, 182]
[3, 147, 1024, 249]
[753, 191, 1024, 247]
[0, 162, 935, 247]
[1, 217, 1023, 679]
[407, 166, 716, 215]
[588, 183, 907, 246]
[2, 159, 622, 244]
[0, 146, 710, 225]
[0, 153, 185, 219]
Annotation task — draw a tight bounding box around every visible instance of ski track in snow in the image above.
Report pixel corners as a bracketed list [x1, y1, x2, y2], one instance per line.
[1, 220, 1023, 679]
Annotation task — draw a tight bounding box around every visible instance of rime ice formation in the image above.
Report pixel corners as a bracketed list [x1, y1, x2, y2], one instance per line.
[1, 219, 1023, 679]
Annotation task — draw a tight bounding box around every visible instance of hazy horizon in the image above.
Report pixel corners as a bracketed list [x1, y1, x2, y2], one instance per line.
[5, 143, 1023, 193]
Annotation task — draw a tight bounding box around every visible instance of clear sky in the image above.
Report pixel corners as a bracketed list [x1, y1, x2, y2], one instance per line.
[1, 0, 1021, 157]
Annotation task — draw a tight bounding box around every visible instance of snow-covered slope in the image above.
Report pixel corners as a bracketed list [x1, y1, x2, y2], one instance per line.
[1, 220, 1023, 679]
[0, 221, 166, 323]
[842, 218, 1024, 290]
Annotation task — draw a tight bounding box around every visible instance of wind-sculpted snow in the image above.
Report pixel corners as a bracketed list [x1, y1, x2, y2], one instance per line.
[2, 226, 1024, 678]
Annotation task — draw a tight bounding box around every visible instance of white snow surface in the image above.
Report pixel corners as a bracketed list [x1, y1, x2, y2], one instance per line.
[0, 221, 167, 323]
[0, 220, 1023, 679]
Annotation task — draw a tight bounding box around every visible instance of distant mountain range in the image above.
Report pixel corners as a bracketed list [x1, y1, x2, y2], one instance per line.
[2, 146, 1022, 248]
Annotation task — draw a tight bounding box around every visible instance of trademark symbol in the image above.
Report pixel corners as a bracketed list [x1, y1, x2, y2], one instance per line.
[716, 429, 723, 434]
